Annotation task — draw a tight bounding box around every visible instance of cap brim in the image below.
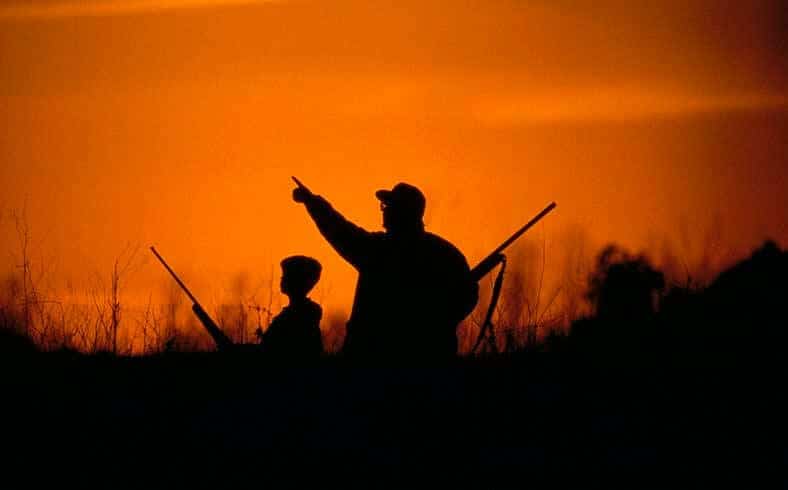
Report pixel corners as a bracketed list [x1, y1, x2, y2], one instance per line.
[375, 189, 393, 203]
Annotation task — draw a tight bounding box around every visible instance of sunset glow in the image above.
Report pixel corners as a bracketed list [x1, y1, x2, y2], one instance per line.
[0, 0, 281, 19]
[1, 0, 785, 351]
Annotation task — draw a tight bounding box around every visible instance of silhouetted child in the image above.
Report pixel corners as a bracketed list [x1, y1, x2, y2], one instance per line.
[257, 255, 323, 360]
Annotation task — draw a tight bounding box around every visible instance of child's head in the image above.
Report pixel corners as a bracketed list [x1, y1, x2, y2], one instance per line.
[280, 255, 322, 299]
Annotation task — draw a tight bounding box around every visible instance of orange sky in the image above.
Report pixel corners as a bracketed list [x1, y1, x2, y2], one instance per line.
[1, 0, 786, 328]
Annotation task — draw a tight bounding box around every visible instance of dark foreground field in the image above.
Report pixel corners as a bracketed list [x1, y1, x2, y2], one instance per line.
[1, 351, 785, 489]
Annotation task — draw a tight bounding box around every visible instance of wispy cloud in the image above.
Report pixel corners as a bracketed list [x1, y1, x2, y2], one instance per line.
[473, 90, 788, 125]
[0, 0, 284, 19]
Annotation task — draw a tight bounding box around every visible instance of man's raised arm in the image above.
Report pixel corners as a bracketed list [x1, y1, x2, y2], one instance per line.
[291, 177, 372, 269]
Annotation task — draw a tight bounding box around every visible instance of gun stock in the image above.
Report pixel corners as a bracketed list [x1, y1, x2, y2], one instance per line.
[471, 253, 506, 284]
[470, 202, 556, 282]
[150, 246, 234, 351]
[191, 303, 234, 351]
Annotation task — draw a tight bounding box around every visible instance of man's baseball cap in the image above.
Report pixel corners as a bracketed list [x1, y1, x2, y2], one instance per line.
[375, 183, 426, 218]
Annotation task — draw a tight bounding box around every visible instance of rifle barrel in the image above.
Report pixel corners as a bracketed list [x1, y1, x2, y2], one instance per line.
[470, 202, 556, 281]
[149, 246, 199, 305]
[488, 202, 556, 258]
[150, 246, 235, 350]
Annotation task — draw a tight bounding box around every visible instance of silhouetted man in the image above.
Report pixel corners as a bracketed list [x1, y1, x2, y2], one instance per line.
[292, 179, 478, 361]
[258, 255, 324, 360]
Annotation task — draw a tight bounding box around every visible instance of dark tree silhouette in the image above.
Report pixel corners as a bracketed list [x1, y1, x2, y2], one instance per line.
[587, 245, 665, 321]
[663, 240, 787, 359]
[567, 245, 665, 361]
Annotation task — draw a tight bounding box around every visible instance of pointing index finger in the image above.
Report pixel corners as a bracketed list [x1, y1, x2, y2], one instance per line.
[291, 176, 311, 193]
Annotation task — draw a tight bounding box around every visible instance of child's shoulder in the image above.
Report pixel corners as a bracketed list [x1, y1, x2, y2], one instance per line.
[288, 298, 322, 319]
[304, 298, 322, 317]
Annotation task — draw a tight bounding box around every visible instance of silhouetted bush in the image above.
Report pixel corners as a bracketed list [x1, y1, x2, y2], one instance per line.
[565, 240, 786, 364]
[587, 245, 665, 321]
[0, 313, 37, 356]
[663, 240, 787, 360]
[564, 245, 664, 362]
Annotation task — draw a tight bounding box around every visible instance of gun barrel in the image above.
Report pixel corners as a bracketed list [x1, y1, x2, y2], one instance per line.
[192, 303, 234, 350]
[149, 246, 199, 305]
[150, 246, 235, 351]
[470, 202, 556, 282]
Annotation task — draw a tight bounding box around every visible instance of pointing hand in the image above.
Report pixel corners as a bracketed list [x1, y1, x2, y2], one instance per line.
[292, 176, 314, 203]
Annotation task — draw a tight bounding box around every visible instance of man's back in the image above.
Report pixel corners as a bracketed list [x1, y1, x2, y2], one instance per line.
[342, 231, 477, 360]
[296, 182, 479, 362]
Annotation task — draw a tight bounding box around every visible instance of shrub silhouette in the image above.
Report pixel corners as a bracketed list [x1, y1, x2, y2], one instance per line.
[587, 246, 665, 321]
[0, 315, 37, 356]
[664, 240, 787, 358]
[567, 245, 665, 360]
[567, 240, 787, 363]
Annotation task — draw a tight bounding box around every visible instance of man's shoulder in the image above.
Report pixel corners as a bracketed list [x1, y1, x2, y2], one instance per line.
[423, 232, 468, 263]
[366, 231, 388, 247]
[423, 231, 461, 250]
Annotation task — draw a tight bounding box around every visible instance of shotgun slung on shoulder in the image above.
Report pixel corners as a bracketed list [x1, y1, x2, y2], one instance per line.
[470, 202, 556, 282]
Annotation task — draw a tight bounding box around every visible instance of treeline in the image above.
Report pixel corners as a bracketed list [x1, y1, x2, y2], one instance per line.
[0, 238, 784, 359]
[545, 240, 786, 364]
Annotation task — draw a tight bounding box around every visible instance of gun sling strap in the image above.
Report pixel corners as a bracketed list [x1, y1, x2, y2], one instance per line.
[471, 255, 507, 355]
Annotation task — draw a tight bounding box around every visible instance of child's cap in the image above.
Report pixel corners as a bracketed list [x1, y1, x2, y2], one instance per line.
[280, 255, 322, 293]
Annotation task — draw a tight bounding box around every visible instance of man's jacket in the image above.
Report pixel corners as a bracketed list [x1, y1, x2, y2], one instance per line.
[304, 195, 479, 360]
